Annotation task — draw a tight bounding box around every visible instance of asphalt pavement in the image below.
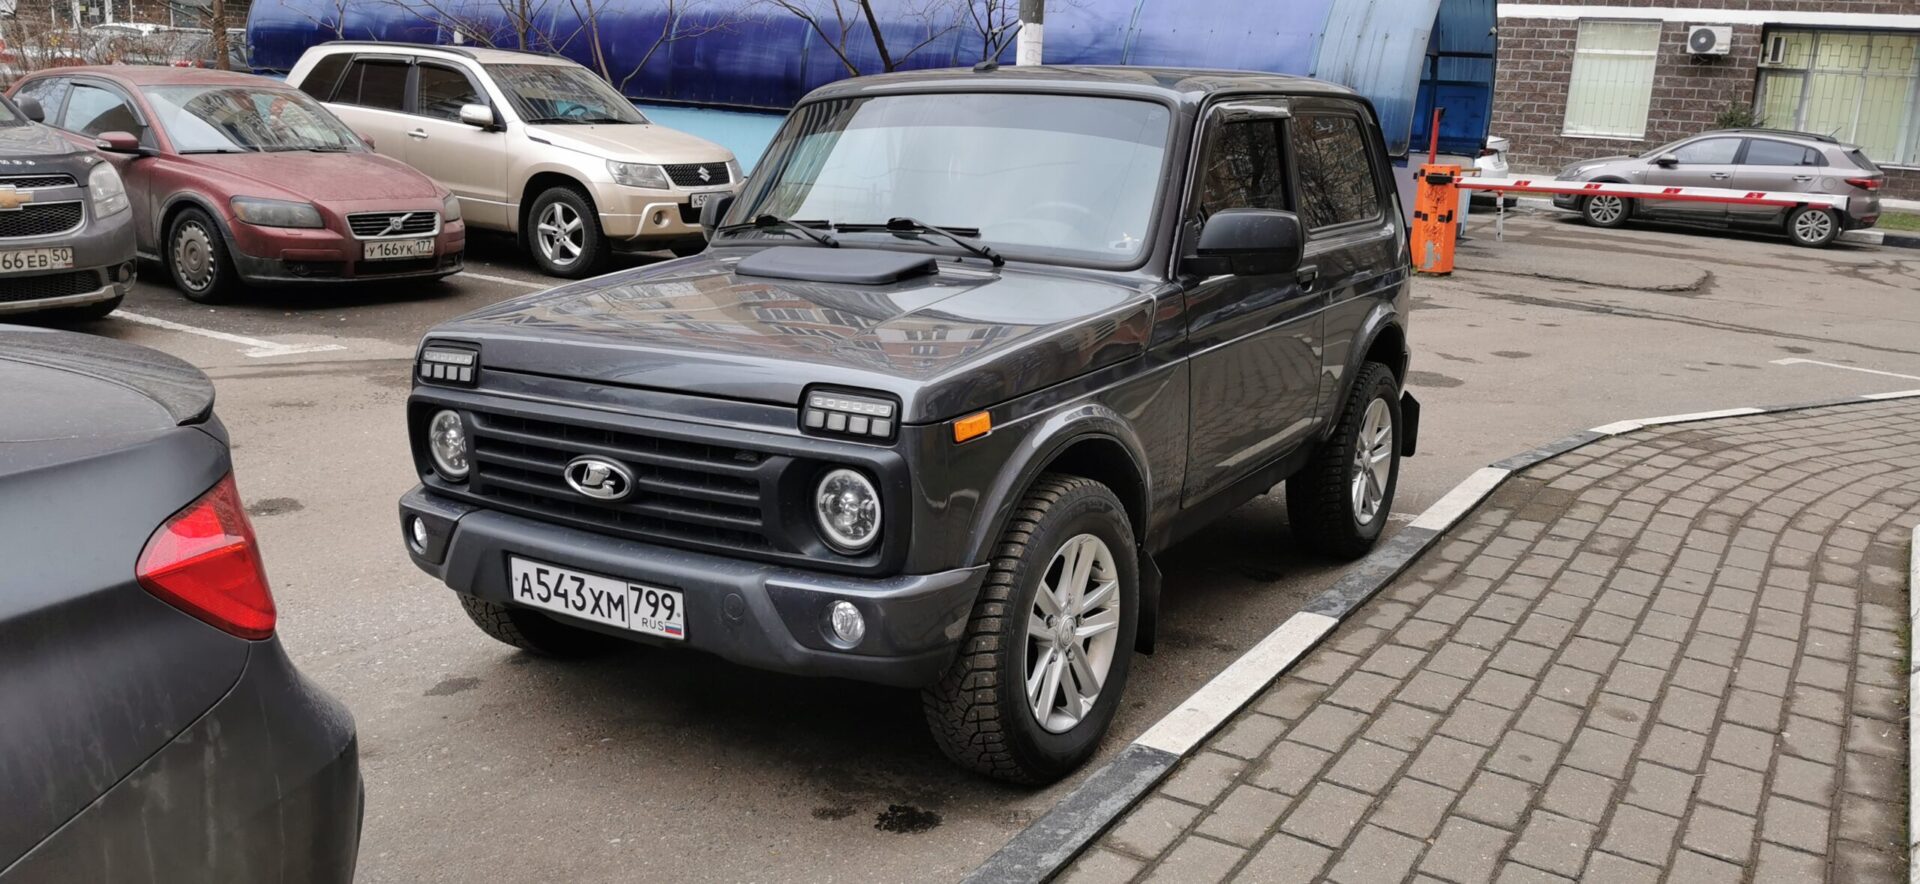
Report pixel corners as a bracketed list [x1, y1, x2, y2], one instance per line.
[20, 211, 1920, 882]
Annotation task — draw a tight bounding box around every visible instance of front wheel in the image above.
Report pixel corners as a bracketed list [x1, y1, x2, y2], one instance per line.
[526, 186, 607, 278]
[168, 207, 236, 303]
[458, 594, 622, 657]
[1786, 206, 1839, 248]
[1580, 193, 1630, 228]
[1287, 362, 1402, 559]
[923, 475, 1138, 784]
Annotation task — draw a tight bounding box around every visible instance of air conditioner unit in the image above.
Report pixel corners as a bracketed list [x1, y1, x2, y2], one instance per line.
[1688, 25, 1733, 56]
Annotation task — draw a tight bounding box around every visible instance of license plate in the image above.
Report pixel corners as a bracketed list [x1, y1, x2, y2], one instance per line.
[0, 247, 73, 275]
[690, 192, 719, 208]
[507, 556, 685, 640]
[363, 238, 434, 261]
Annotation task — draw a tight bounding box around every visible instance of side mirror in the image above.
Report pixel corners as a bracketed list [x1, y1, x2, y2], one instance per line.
[95, 130, 141, 153]
[458, 103, 494, 129]
[1185, 208, 1304, 277]
[357, 132, 375, 150]
[16, 97, 45, 123]
[1653, 153, 1679, 167]
[699, 194, 735, 237]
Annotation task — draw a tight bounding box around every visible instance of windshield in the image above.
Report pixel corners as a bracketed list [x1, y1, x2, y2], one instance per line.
[143, 85, 363, 153]
[727, 93, 1171, 265]
[488, 64, 649, 125]
[0, 97, 19, 126]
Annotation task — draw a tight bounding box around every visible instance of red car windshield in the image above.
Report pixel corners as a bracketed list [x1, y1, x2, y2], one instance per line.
[143, 85, 363, 154]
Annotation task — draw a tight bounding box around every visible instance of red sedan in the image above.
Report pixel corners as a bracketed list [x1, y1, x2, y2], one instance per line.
[7, 66, 464, 301]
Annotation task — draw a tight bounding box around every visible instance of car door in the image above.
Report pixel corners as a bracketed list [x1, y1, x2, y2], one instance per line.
[1181, 99, 1325, 507]
[1287, 102, 1406, 444]
[1730, 138, 1819, 227]
[322, 53, 414, 163]
[1640, 136, 1741, 222]
[52, 78, 161, 249]
[403, 60, 511, 229]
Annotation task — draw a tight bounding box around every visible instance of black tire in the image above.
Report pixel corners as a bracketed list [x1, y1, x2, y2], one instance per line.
[1287, 362, 1403, 560]
[457, 594, 622, 657]
[668, 238, 707, 258]
[167, 207, 236, 303]
[61, 293, 124, 322]
[923, 475, 1139, 784]
[1786, 206, 1840, 248]
[1580, 193, 1630, 229]
[525, 185, 607, 278]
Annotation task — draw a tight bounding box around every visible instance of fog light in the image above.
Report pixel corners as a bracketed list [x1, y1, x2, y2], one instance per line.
[427, 409, 470, 481]
[408, 516, 429, 553]
[828, 600, 865, 646]
[652, 210, 667, 226]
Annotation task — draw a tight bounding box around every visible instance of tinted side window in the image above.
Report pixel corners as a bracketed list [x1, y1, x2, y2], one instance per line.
[337, 58, 408, 111]
[1291, 113, 1383, 230]
[415, 63, 482, 120]
[1743, 139, 1817, 166]
[62, 83, 142, 138]
[14, 78, 73, 122]
[1673, 138, 1740, 165]
[299, 53, 351, 101]
[1197, 119, 1286, 220]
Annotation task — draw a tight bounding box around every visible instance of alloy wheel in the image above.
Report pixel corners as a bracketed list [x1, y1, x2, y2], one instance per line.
[1350, 398, 1394, 525]
[537, 202, 585, 267]
[1793, 209, 1833, 244]
[1586, 195, 1625, 225]
[1024, 533, 1123, 734]
[172, 222, 215, 292]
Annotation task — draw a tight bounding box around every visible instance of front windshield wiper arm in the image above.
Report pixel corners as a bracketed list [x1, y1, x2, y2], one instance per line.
[718, 214, 839, 248]
[840, 217, 1003, 266]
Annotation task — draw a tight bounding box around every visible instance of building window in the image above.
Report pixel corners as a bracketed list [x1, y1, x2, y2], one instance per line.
[1563, 20, 1662, 139]
[1757, 29, 1920, 167]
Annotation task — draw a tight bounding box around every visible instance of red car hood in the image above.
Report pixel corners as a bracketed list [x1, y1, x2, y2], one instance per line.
[190, 151, 440, 201]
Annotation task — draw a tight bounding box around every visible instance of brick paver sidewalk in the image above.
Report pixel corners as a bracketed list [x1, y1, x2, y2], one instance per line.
[1063, 400, 1918, 883]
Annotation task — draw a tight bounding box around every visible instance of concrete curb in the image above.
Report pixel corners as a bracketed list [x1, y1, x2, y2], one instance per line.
[1909, 523, 1918, 884]
[967, 387, 1920, 884]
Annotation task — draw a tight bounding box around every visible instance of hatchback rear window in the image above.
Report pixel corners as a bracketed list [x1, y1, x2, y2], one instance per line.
[1844, 149, 1883, 173]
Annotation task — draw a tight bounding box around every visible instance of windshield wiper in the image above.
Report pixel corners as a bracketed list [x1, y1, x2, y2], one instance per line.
[179, 147, 254, 154]
[718, 214, 839, 248]
[839, 217, 1003, 266]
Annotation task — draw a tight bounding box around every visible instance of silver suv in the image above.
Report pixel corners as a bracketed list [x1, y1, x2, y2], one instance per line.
[288, 42, 741, 277]
[1552, 129, 1885, 248]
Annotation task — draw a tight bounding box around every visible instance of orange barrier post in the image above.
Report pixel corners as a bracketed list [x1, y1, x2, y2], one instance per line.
[1412, 163, 1460, 275]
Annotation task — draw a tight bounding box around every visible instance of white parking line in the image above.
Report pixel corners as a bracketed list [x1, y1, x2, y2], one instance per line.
[115, 310, 346, 359]
[456, 270, 548, 289]
[1770, 357, 1920, 382]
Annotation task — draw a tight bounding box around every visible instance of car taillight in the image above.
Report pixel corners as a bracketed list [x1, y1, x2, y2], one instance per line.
[1845, 177, 1883, 191]
[136, 473, 276, 639]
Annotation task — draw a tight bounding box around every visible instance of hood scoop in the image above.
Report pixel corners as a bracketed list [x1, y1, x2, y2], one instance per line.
[734, 246, 937, 285]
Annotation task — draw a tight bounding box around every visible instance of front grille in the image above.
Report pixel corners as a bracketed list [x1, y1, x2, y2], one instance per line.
[0, 174, 78, 189]
[0, 269, 103, 304]
[662, 162, 731, 188]
[466, 410, 776, 552]
[347, 211, 439, 239]
[0, 202, 83, 239]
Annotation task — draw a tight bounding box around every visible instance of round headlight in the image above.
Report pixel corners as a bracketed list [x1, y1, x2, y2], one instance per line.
[815, 468, 880, 553]
[427, 409, 470, 481]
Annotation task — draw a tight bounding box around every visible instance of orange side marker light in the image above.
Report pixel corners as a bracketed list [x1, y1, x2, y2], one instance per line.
[953, 411, 992, 443]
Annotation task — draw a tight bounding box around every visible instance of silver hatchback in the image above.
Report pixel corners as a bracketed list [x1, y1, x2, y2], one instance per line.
[1552, 129, 1885, 248]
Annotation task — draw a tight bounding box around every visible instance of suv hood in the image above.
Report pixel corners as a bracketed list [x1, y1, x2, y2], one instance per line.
[427, 250, 1156, 423]
[527, 123, 733, 165]
[0, 122, 83, 160]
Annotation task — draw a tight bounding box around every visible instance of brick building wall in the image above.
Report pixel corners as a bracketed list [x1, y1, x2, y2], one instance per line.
[1492, 0, 1920, 201]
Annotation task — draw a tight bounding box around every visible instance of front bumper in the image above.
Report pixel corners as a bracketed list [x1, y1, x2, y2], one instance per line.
[0, 198, 137, 315]
[227, 218, 466, 285]
[0, 262, 134, 316]
[592, 182, 740, 243]
[400, 485, 984, 688]
[2, 638, 361, 882]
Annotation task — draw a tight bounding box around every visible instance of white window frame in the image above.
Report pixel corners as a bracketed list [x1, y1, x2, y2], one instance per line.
[1562, 19, 1663, 140]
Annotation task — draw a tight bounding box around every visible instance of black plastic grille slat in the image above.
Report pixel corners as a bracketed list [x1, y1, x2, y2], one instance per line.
[0, 270, 102, 303]
[0, 174, 77, 189]
[662, 162, 730, 188]
[0, 202, 83, 239]
[347, 211, 438, 237]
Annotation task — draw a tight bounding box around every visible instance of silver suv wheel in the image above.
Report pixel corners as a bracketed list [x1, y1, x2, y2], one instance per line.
[1023, 533, 1122, 734]
[1350, 398, 1394, 526]
[1789, 207, 1836, 247]
[536, 201, 585, 268]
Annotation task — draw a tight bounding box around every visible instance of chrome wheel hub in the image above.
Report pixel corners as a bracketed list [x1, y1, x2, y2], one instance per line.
[1350, 398, 1394, 525]
[536, 202, 584, 266]
[1024, 533, 1121, 734]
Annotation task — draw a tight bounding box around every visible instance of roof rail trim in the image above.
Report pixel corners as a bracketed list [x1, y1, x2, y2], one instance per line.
[314, 39, 571, 62]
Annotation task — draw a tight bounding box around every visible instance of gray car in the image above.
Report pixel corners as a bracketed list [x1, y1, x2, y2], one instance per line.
[0, 327, 361, 882]
[0, 93, 136, 319]
[1551, 128, 1885, 248]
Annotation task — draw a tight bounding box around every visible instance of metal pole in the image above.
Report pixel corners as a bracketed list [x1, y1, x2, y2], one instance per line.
[1016, 0, 1044, 66]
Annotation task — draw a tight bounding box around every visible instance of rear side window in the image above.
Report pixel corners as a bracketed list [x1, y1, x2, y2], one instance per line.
[415, 63, 483, 120]
[1197, 119, 1288, 220]
[1290, 113, 1383, 230]
[299, 53, 351, 101]
[1845, 149, 1883, 173]
[336, 58, 408, 111]
[61, 83, 142, 139]
[1743, 139, 1818, 166]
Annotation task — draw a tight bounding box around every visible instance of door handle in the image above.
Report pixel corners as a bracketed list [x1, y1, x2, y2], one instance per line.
[1709, 172, 1732, 180]
[1792, 175, 1815, 182]
[408, 129, 429, 139]
[1296, 265, 1320, 291]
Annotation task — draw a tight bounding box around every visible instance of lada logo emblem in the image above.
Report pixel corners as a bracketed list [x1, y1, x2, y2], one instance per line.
[564, 455, 636, 502]
[0, 186, 32, 212]
[698, 166, 712, 183]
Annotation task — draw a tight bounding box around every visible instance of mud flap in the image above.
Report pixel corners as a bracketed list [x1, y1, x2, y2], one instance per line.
[1400, 392, 1421, 457]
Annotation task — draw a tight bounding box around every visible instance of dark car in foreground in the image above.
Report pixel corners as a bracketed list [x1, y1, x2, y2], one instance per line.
[0, 326, 361, 881]
[399, 66, 1416, 783]
[1552, 128, 1884, 247]
[0, 92, 135, 320]
[7, 65, 464, 302]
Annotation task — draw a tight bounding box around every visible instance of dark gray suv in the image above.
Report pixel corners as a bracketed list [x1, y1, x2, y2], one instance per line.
[398, 66, 1417, 783]
[0, 93, 136, 319]
[1553, 128, 1886, 247]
